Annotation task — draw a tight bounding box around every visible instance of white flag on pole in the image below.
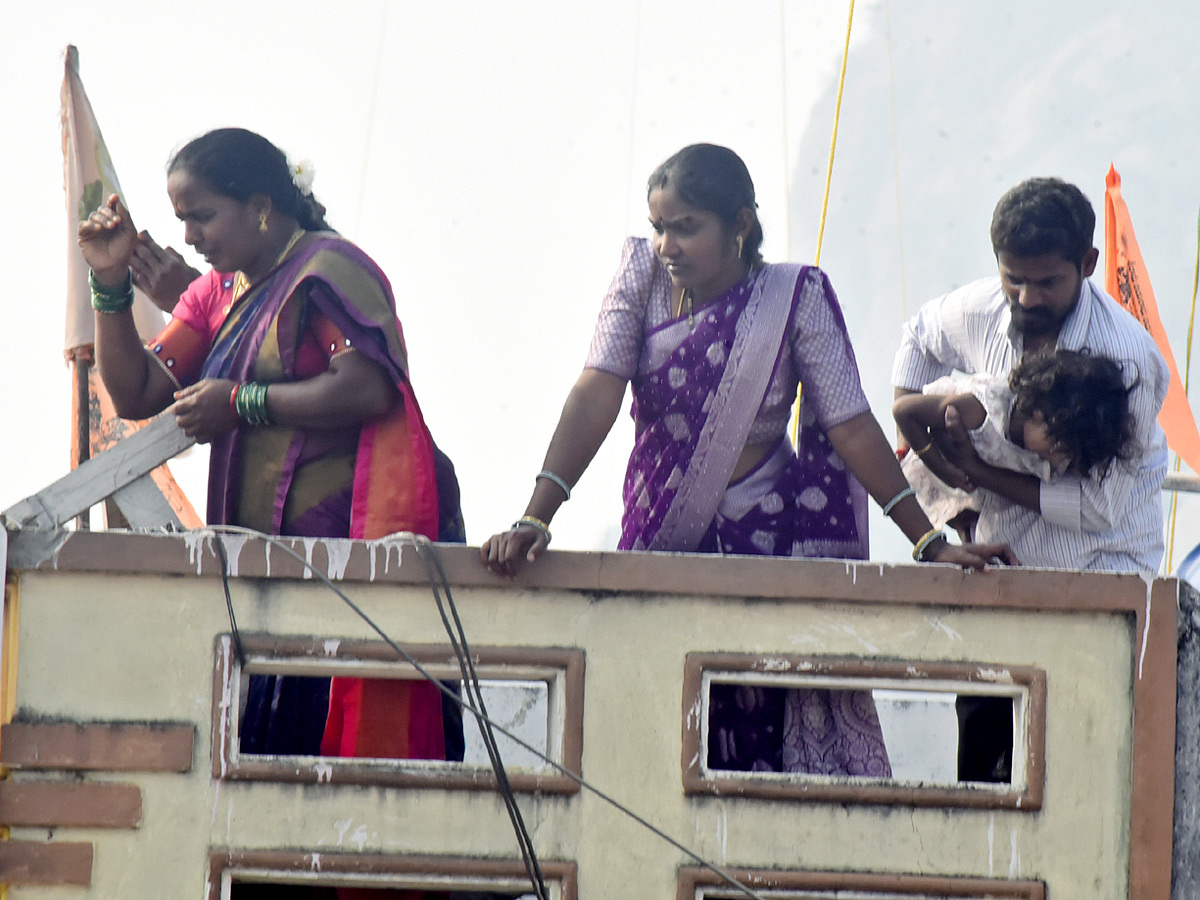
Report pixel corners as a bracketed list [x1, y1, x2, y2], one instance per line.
[62, 44, 164, 358]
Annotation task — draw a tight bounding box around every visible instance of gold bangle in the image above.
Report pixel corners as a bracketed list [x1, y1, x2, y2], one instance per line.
[912, 528, 947, 562]
[514, 515, 552, 544]
[912, 441, 933, 457]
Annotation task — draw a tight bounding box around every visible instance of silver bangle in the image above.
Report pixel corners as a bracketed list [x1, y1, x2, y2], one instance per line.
[536, 469, 571, 500]
[881, 486, 916, 517]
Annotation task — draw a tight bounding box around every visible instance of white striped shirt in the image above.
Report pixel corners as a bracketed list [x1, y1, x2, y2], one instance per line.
[893, 276, 1168, 573]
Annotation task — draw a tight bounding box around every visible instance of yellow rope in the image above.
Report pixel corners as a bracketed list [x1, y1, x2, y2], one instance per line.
[1166, 201, 1200, 571]
[814, 0, 855, 267]
[792, 0, 856, 447]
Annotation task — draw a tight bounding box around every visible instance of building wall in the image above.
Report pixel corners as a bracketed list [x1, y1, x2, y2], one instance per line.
[0, 531, 1179, 899]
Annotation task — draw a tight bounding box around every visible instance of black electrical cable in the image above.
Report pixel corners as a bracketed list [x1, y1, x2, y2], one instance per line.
[412, 538, 548, 900]
[214, 527, 545, 897]
[206, 526, 768, 900]
[213, 536, 246, 668]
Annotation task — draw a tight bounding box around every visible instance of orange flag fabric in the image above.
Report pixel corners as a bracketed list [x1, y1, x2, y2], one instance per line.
[1104, 164, 1200, 476]
[61, 45, 202, 527]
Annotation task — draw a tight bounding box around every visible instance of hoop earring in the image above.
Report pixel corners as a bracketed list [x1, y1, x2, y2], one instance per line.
[259, 212, 269, 233]
[736, 234, 744, 260]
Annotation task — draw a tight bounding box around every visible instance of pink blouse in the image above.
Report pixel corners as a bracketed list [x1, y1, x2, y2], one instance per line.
[147, 270, 351, 389]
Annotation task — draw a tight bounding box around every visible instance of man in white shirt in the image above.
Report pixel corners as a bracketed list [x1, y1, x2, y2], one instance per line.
[893, 177, 1168, 574]
[893, 177, 1169, 783]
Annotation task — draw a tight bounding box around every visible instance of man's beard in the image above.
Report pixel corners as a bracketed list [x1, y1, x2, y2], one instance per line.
[1008, 276, 1081, 338]
[1009, 303, 1060, 337]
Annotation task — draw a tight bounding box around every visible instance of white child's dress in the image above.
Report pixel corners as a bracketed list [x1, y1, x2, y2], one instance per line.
[901, 373, 1053, 528]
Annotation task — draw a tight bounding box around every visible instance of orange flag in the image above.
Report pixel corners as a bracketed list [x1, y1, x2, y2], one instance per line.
[1104, 164, 1200, 476]
[61, 45, 202, 527]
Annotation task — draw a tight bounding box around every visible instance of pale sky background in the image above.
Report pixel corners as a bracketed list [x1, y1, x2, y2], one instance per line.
[2, 0, 1198, 571]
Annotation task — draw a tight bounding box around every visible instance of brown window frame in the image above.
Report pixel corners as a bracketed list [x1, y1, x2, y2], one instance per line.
[209, 848, 577, 899]
[682, 652, 1046, 809]
[212, 635, 584, 793]
[676, 865, 1045, 899]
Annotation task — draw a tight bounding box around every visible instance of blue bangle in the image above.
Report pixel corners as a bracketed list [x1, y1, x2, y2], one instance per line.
[882, 486, 916, 517]
[536, 470, 571, 500]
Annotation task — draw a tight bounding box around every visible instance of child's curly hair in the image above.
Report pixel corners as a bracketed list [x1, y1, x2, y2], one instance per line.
[1009, 349, 1136, 479]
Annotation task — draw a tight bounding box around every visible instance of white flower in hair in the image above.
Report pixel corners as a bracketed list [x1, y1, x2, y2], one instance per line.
[288, 156, 316, 196]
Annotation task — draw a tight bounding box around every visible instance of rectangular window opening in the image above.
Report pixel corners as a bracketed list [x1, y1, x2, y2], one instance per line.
[696, 890, 1033, 900]
[226, 881, 551, 899]
[214, 637, 583, 793]
[211, 852, 576, 900]
[680, 866, 1044, 900]
[684, 654, 1045, 809]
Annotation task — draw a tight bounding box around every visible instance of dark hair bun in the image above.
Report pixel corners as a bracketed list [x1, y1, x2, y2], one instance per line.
[168, 128, 331, 232]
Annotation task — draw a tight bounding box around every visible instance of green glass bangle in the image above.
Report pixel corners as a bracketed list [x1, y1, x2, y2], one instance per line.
[88, 269, 134, 313]
[249, 383, 270, 425]
[88, 268, 132, 297]
[91, 289, 134, 313]
[234, 381, 272, 426]
[254, 383, 272, 425]
[253, 383, 271, 425]
[234, 384, 250, 423]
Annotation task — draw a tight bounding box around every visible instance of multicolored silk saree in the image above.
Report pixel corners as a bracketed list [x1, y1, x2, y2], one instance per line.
[195, 234, 447, 763]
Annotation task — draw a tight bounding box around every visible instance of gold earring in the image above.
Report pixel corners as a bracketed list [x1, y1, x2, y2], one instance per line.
[259, 212, 269, 233]
[736, 234, 744, 259]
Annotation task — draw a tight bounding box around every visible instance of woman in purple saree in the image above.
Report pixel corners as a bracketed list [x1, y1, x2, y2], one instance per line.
[483, 144, 1011, 777]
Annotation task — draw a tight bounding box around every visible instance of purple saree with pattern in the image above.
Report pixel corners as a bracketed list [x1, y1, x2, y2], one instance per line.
[608, 252, 889, 778]
[620, 264, 870, 560]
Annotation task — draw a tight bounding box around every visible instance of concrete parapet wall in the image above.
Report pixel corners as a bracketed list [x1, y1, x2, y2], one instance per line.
[0, 529, 1180, 899]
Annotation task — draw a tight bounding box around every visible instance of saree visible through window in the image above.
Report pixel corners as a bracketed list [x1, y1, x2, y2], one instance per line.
[682, 653, 1045, 809]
